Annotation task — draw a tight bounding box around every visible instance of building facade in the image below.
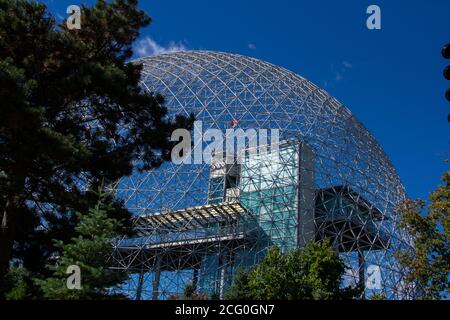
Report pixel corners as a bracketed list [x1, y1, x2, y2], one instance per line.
[112, 51, 413, 299]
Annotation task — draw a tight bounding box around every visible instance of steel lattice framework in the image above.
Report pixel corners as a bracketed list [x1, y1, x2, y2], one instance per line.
[111, 51, 413, 300]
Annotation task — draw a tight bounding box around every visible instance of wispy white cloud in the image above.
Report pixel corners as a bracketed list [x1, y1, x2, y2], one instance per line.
[335, 72, 343, 81]
[342, 61, 352, 69]
[133, 36, 187, 58]
[248, 43, 257, 50]
[331, 60, 353, 82]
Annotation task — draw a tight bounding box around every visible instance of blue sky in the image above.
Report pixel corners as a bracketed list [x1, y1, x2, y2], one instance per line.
[42, 0, 450, 200]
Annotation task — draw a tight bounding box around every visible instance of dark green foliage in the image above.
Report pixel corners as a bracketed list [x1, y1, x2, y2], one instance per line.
[2, 266, 34, 300]
[224, 268, 253, 300]
[35, 189, 127, 299]
[0, 0, 193, 293]
[183, 283, 195, 299]
[370, 292, 387, 300]
[182, 283, 208, 300]
[225, 241, 362, 300]
[395, 171, 450, 299]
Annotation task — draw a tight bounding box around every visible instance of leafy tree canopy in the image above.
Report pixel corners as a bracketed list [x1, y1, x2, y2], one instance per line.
[395, 171, 450, 299]
[0, 0, 193, 290]
[225, 241, 362, 300]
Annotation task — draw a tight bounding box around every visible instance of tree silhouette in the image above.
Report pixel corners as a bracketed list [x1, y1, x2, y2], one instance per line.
[0, 0, 193, 290]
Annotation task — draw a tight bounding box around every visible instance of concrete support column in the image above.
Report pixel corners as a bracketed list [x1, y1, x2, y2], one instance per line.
[219, 252, 228, 300]
[358, 250, 366, 299]
[297, 143, 315, 248]
[192, 266, 199, 292]
[152, 256, 162, 300]
[135, 271, 145, 300]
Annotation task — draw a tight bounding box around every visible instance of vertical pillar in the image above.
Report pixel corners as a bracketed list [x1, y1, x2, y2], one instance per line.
[135, 270, 145, 300]
[152, 256, 161, 300]
[192, 266, 199, 292]
[297, 143, 315, 248]
[358, 250, 366, 299]
[219, 252, 228, 300]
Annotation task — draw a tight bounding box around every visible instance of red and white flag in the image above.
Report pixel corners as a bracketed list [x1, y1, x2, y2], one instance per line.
[230, 119, 239, 128]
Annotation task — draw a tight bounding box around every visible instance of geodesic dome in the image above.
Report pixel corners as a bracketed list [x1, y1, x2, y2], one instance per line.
[112, 51, 413, 300]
